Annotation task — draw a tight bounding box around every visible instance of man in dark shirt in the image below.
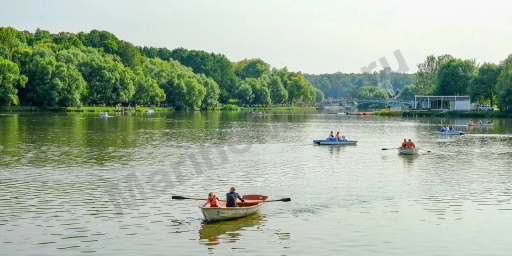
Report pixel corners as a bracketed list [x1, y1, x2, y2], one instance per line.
[226, 187, 245, 207]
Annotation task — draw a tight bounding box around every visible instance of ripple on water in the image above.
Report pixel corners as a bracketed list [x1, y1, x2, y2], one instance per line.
[2, 113, 512, 255]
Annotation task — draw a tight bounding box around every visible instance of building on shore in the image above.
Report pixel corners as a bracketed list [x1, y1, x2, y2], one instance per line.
[413, 95, 471, 111]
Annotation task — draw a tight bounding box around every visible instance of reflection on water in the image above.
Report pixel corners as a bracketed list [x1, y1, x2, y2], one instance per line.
[2, 112, 512, 255]
[199, 214, 265, 248]
[399, 153, 420, 166]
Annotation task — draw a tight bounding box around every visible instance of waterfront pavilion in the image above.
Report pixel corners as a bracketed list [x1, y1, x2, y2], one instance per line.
[413, 95, 471, 110]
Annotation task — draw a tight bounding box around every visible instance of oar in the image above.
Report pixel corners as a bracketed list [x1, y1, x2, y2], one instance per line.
[382, 148, 399, 150]
[172, 195, 207, 200]
[419, 148, 431, 153]
[172, 195, 291, 202]
[266, 198, 291, 202]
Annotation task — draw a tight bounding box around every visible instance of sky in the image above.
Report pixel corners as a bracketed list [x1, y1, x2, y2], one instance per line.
[0, 0, 511, 74]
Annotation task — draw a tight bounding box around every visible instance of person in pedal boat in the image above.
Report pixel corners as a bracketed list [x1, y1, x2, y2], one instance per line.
[327, 131, 335, 140]
[226, 187, 245, 207]
[340, 135, 347, 142]
[335, 132, 341, 140]
[201, 192, 220, 208]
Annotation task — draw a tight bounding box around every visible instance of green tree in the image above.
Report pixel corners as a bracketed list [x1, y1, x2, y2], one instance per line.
[132, 67, 165, 105]
[470, 62, 501, 106]
[0, 57, 27, 106]
[286, 73, 313, 103]
[397, 84, 416, 100]
[79, 53, 134, 105]
[198, 74, 220, 109]
[236, 82, 253, 104]
[238, 58, 270, 79]
[352, 86, 389, 100]
[0, 27, 21, 59]
[496, 55, 512, 111]
[26, 56, 86, 108]
[434, 58, 476, 96]
[267, 75, 288, 104]
[415, 54, 453, 95]
[314, 88, 324, 103]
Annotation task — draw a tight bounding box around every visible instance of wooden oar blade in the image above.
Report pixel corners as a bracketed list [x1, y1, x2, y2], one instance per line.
[172, 195, 189, 200]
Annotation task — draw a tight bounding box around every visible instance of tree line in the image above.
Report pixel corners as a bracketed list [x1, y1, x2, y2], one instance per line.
[0, 27, 323, 110]
[305, 54, 512, 110]
[304, 71, 415, 101]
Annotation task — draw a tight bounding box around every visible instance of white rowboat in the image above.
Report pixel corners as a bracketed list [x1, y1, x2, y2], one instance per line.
[398, 148, 420, 155]
[200, 195, 268, 223]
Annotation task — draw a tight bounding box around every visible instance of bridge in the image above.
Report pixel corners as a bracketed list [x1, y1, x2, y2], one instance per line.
[321, 98, 413, 109]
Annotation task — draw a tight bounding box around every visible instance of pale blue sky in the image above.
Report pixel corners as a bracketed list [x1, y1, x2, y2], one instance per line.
[1, 0, 511, 74]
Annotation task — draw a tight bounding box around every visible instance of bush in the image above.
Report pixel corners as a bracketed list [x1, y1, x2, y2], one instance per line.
[221, 104, 240, 111]
[374, 110, 402, 116]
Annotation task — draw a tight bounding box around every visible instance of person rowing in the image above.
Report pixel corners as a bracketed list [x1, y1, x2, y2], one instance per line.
[406, 139, 416, 149]
[226, 187, 245, 207]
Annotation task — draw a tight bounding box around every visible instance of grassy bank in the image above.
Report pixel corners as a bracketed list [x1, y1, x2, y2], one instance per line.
[65, 106, 169, 112]
[0, 106, 170, 112]
[1, 105, 318, 112]
[219, 104, 318, 111]
[0, 106, 39, 112]
[374, 110, 512, 118]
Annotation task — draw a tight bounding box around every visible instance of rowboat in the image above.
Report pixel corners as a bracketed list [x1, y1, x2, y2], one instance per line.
[200, 194, 268, 223]
[431, 131, 465, 135]
[313, 139, 357, 145]
[467, 123, 493, 126]
[398, 148, 420, 155]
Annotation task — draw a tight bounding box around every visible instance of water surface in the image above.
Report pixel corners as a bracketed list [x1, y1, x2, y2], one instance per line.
[1, 111, 511, 255]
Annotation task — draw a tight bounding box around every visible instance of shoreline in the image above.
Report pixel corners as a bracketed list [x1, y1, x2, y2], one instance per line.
[0, 106, 319, 113]
[374, 110, 512, 118]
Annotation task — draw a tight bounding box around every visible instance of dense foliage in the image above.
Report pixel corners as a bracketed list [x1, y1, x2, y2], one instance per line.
[306, 53, 512, 110]
[2, 26, 511, 110]
[0, 27, 321, 109]
[304, 71, 415, 100]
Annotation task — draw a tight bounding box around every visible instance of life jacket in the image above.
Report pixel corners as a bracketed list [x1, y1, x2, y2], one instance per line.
[208, 195, 219, 207]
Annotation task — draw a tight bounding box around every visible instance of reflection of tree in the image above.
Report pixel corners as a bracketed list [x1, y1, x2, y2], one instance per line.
[198, 213, 265, 247]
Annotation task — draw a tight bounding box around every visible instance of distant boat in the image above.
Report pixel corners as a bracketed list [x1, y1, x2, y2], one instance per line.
[431, 131, 465, 135]
[345, 112, 374, 115]
[467, 123, 492, 126]
[313, 139, 357, 145]
[252, 112, 266, 116]
[100, 112, 108, 117]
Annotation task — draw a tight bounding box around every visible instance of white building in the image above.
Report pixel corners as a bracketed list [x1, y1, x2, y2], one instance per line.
[413, 95, 471, 111]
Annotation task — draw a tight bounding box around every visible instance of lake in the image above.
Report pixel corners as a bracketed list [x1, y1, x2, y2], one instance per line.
[1, 110, 512, 255]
